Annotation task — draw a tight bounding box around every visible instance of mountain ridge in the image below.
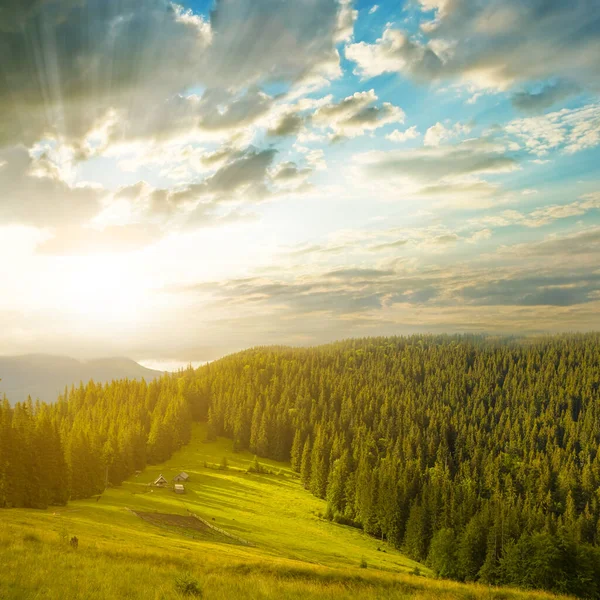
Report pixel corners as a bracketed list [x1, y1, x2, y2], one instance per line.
[0, 354, 163, 404]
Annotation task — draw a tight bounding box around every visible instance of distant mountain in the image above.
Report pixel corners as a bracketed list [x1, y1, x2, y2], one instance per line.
[0, 354, 163, 405]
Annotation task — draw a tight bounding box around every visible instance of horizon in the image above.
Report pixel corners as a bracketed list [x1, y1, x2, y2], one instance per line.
[2, 329, 599, 373]
[1, 0, 599, 366]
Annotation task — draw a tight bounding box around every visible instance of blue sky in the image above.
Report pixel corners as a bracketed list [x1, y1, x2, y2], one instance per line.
[0, 0, 599, 365]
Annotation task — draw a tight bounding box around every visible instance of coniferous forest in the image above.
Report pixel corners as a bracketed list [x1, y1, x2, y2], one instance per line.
[2, 334, 600, 597]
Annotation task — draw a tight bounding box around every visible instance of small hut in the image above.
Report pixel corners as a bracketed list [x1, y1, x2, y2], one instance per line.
[153, 474, 168, 487]
[174, 484, 185, 494]
[173, 472, 189, 482]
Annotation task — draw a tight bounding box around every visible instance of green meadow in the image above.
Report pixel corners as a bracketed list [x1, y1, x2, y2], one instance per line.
[0, 424, 571, 600]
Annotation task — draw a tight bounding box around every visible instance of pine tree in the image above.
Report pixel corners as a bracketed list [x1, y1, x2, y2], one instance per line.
[300, 436, 312, 489]
[428, 528, 459, 579]
[290, 429, 303, 472]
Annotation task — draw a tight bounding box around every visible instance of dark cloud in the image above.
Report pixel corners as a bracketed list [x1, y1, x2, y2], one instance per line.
[267, 113, 304, 137]
[347, 0, 600, 92]
[500, 227, 600, 260]
[362, 138, 517, 182]
[110, 88, 275, 146]
[0, 0, 212, 147]
[312, 89, 405, 137]
[170, 224, 600, 327]
[207, 0, 344, 88]
[511, 80, 581, 114]
[272, 162, 312, 182]
[460, 273, 600, 307]
[202, 148, 277, 196]
[0, 0, 350, 148]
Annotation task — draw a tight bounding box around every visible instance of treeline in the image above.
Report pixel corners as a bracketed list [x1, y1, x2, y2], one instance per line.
[0, 372, 206, 507]
[195, 335, 600, 598]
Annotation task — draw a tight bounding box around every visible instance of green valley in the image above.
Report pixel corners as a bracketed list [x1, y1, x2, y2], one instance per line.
[0, 423, 569, 600]
[2, 335, 600, 599]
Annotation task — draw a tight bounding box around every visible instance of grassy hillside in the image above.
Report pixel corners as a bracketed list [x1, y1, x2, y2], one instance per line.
[0, 423, 571, 600]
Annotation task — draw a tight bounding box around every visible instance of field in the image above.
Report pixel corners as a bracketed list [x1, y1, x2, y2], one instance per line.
[0, 424, 572, 599]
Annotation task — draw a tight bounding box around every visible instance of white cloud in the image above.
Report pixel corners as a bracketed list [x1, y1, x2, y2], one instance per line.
[335, 0, 358, 43]
[505, 103, 600, 156]
[467, 228, 492, 243]
[369, 5, 379, 15]
[424, 121, 471, 146]
[311, 89, 405, 139]
[345, 27, 443, 80]
[472, 195, 600, 229]
[386, 126, 420, 143]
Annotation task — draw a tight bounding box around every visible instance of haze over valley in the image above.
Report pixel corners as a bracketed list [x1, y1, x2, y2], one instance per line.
[0, 355, 162, 404]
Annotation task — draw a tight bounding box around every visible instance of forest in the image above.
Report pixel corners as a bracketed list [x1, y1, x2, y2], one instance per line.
[1, 334, 600, 598]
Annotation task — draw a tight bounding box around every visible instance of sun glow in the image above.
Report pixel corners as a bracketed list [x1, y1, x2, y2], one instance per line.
[52, 255, 152, 328]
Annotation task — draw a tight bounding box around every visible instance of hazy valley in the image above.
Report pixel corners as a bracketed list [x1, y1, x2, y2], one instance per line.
[0, 355, 162, 405]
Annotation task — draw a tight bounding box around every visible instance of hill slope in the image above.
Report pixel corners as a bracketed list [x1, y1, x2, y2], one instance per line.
[0, 423, 570, 600]
[0, 354, 162, 404]
[2, 334, 599, 597]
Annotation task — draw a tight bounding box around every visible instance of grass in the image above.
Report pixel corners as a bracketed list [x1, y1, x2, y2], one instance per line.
[0, 424, 573, 599]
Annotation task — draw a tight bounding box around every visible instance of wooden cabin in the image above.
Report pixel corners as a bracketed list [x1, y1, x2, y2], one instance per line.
[174, 484, 185, 494]
[173, 472, 189, 482]
[153, 474, 168, 487]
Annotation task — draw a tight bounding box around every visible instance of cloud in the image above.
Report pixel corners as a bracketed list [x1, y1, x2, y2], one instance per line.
[424, 121, 471, 146]
[357, 138, 518, 192]
[346, 1, 600, 93]
[386, 126, 420, 143]
[0, 146, 102, 227]
[118, 147, 310, 220]
[369, 5, 379, 15]
[474, 195, 600, 229]
[335, 0, 358, 43]
[324, 267, 395, 280]
[195, 148, 277, 198]
[171, 226, 600, 338]
[0, 0, 352, 150]
[311, 89, 405, 139]
[467, 228, 492, 243]
[205, 0, 349, 87]
[0, 1, 212, 148]
[298, 147, 327, 170]
[511, 80, 581, 114]
[498, 226, 600, 263]
[267, 113, 305, 137]
[370, 239, 410, 251]
[271, 161, 312, 185]
[345, 27, 443, 80]
[504, 103, 600, 155]
[345, 135, 521, 209]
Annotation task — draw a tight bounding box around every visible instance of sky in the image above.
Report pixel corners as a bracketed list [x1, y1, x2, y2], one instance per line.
[0, 0, 599, 367]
